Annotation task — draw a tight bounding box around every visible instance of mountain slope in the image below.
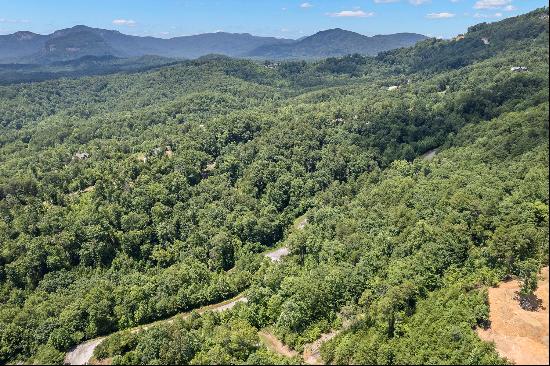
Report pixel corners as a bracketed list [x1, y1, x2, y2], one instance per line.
[0, 26, 294, 63]
[0, 31, 48, 62]
[377, 7, 549, 72]
[0, 25, 426, 63]
[247, 28, 427, 59]
[0, 8, 547, 366]
[33, 27, 119, 62]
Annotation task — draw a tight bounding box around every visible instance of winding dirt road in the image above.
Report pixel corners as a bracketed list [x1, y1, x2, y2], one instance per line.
[258, 331, 299, 359]
[302, 331, 340, 365]
[257, 329, 341, 365]
[64, 248, 289, 365]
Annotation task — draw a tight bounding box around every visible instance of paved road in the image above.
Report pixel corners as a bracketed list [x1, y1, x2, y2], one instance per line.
[64, 246, 290, 365]
[64, 338, 106, 366]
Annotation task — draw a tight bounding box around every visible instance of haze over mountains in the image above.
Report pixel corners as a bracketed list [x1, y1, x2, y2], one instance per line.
[0, 25, 427, 63]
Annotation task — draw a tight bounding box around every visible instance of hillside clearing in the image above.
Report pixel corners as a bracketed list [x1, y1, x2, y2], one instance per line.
[477, 267, 549, 365]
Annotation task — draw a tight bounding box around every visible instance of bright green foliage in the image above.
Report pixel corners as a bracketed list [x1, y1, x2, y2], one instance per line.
[0, 8, 548, 365]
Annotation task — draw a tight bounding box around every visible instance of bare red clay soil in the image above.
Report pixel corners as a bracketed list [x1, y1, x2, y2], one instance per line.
[477, 267, 549, 365]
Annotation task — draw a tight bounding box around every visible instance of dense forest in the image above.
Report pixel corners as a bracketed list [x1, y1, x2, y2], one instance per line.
[0, 8, 548, 365]
[0, 55, 178, 86]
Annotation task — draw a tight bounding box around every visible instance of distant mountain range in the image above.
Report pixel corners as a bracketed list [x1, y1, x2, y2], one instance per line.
[247, 29, 427, 59]
[0, 25, 427, 63]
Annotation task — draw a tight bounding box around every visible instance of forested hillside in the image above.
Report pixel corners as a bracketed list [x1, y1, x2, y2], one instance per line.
[0, 8, 548, 365]
[0, 55, 177, 85]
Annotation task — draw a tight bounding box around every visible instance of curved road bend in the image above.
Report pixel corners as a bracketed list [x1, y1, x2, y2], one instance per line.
[64, 247, 289, 365]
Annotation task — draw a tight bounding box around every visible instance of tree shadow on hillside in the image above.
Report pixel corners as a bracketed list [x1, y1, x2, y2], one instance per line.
[515, 292, 544, 312]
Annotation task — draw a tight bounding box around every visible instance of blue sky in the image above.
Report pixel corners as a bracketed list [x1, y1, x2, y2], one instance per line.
[0, 0, 548, 39]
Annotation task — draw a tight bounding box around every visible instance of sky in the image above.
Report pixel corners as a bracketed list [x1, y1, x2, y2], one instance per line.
[0, 0, 548, 39]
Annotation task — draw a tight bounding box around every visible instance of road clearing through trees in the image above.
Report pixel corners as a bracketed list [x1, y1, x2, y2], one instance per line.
[64, 247, 290, 365]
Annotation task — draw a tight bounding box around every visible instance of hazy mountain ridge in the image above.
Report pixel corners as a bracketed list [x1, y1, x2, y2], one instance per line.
[247, 28, 427, 59]
[0, 25, 426, 63]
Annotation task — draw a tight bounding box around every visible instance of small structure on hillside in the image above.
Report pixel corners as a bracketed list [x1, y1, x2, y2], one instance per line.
[151, 146, 173, 157]
[481, 37, 490, 45]
[74, 152, 89, 160]
[454, 34, 465, 41]
[511, 66, 528, 72]
[387, 85, 399, 91]
[297, 217, 308, 230]
[264, 62, 280, 69]
[201, 162, 217, 179]
[136, 153, 147, 163]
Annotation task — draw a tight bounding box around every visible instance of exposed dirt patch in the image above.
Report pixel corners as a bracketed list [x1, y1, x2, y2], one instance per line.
[421, 148, 438, 161]
[258, 329, 341, 365]
[265, 247, 290, 262]
[259, 331, 299, 358]
[89, 356, 112, 365]
[302, 331, 339, 365]
[294, 215, 308, 231]
[477, 267, 549, 365]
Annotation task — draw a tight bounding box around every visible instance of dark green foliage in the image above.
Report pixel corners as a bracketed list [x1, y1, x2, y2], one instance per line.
[378, 8, 549, 73]
[0, 8, 548, 365]
[0, 55, 178, 85]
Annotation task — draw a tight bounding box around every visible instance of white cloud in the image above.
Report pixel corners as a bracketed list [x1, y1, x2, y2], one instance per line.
[112, 19, 137, 27]
[328, 10, 375, 18]
[300, 2, 313, 8]
[409, 0, 431, 5]
[474, 12, 504, 18]
[474, 0, 512, 10]
[503, 5, 517, 11]
[0, 18, 30, 23]
[374, 0, 431, 4]
[426, 12, 456, 19]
